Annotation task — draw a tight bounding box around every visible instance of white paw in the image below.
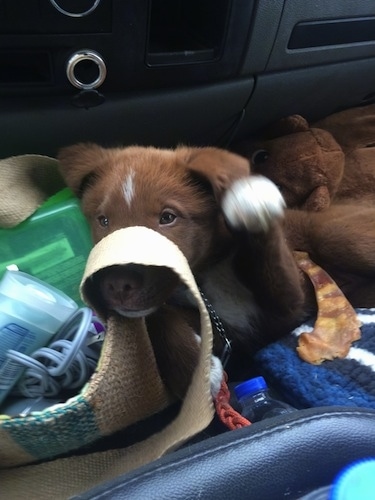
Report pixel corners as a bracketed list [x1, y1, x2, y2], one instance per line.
[195, 335, 223, 397]
[210, 355, 223, 398]
[221, 176, 285, 232]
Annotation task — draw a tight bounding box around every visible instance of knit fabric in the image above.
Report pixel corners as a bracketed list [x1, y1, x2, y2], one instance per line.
[255, 309, 375, 409]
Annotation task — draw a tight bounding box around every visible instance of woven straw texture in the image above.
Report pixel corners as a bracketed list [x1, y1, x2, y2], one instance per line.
[0, 154, 65, 228]
[0, 156, 215, 498]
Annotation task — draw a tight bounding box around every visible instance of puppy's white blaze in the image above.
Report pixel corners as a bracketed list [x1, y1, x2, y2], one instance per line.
[122, 169, 136, 208]
[222, 175, 285, 232]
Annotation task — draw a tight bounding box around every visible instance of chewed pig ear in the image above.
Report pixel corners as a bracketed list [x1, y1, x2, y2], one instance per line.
[178, 146, 251, 202]
[57, 142, 109, 197]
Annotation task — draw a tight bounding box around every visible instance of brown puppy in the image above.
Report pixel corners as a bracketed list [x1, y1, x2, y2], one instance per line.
[58, 144, 374, 397]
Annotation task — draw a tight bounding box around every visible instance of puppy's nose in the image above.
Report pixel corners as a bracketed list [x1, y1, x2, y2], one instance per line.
[101, 267, 144, 298]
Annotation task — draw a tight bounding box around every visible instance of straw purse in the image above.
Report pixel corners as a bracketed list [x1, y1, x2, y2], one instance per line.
[0, 155, 215, 499]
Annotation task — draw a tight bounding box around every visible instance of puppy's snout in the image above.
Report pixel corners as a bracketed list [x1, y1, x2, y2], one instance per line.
[100, 267, 144, 300]
[88, 264, 181, 316]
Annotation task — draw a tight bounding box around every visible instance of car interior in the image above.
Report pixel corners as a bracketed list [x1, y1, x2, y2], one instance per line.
[2, 1, 375, 498]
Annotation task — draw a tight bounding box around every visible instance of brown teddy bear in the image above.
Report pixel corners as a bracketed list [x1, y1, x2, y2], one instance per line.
[234, 104, 375, 210]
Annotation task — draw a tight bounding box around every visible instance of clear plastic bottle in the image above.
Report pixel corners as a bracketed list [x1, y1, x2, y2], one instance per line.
[234, 376, 296, 423]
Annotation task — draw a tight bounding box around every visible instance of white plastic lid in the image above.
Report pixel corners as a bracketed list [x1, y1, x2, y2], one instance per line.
[0, 270, 78, 332]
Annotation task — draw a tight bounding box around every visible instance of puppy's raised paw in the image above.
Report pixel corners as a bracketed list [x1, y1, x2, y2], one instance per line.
[222, 175, 285, 232]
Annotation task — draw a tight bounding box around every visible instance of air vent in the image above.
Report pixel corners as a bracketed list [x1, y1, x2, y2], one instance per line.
[147, 0, 231, 65]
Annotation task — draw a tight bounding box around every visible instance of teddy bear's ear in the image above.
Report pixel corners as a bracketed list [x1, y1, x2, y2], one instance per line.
[263, 115, 310, 139]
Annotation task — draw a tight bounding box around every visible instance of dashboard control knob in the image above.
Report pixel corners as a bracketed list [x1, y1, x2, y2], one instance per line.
[66, 50, 106, 90]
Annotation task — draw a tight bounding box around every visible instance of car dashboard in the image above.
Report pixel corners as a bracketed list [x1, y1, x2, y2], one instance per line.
[1, 0, 375, 157]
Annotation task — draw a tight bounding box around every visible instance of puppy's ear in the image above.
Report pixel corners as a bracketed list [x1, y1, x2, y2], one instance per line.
[179, 147, 250, 201]
[57, 143, 108, 197]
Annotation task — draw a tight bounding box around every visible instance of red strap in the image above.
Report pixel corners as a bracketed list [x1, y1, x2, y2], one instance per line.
[214, 372, 251, 430]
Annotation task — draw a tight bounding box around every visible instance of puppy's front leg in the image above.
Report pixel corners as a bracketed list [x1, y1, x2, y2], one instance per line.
[147, 306, 223, 400]
[222, 176, 306, 340]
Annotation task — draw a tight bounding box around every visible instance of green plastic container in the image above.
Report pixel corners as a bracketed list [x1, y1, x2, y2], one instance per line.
[0, 188, 93, 305]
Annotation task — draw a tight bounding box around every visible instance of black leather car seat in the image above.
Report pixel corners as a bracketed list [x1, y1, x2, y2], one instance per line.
[74, 406, 375, 499]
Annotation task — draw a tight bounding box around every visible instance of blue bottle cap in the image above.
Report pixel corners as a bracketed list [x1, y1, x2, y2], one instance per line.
[330, 459, 375, 500]
[234, 376, 268, 400]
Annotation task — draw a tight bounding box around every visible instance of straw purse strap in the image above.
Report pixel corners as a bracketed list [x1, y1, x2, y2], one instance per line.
[0, 154, 65, 228]
[0, 227, 215, 499]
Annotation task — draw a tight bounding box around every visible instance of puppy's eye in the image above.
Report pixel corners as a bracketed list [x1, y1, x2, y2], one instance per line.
[160, 211, 177, 225]
[97, 215, 109, 228]
[251, 149, 269, 165]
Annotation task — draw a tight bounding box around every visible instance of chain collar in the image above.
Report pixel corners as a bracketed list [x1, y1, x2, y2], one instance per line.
[198, 286, 232, 368]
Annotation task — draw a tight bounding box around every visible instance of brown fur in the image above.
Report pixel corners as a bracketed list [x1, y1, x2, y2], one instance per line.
[284, 205, 375, 306]
[58, 144, 375, 397]
[234, 109, 375, 211]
